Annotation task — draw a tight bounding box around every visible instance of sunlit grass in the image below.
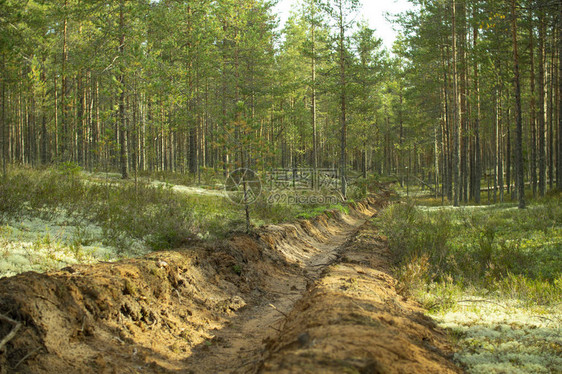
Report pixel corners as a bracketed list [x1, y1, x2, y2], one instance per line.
[376, 196, 562, 373]
[0, 165, 353, 278]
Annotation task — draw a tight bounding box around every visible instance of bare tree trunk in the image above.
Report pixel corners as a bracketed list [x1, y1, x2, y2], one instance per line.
[1, 53, 6, 176]
[497, 89, 503, 203]
[338, 2, 347, 199]
[506, 117, 511, 195]
[77, 73, 84, 165]
[54, 75, 58, 159]
[94, 78, 100, 169]
[511, 0, 525, 209]
[538, 12, 546, 196]
[441, 45, 452, 201]
[311, 4, 318, 189]
[473, 16, 481, 204]
[530, 13, 537, 196]
[61, 0, 69, 160]
[548, 29, 556, 190]
[434, 124, 440, 198]
[460, 1, 468, 203]
[558, 0, 562, 190]
[452, 0, 461, 206]
[119, 0, 129, 179]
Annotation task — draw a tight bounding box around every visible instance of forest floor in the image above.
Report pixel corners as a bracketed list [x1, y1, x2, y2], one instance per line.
[0, 193, 460, 374]
[378, 189, 562, 373]
[0, 167, 357, 279]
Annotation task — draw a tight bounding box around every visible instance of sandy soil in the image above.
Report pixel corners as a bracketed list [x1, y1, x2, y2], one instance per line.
[0, 194, 460, 374]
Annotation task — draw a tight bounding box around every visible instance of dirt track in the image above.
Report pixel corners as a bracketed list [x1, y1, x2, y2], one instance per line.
[0, 195, 460, 373]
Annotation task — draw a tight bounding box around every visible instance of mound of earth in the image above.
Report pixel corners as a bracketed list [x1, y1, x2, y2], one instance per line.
[258, 220, 459, 374]
[0, 194, 460, 374]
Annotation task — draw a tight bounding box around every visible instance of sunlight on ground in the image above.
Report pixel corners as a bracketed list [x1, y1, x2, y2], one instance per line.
[84, 171, 228, 197]
[417, 204, 518, 212]
[149, 180, 227, 197]
[378, 195, 562, 374]
[430, 296, 562, 373]
[0, 213, 148, 278]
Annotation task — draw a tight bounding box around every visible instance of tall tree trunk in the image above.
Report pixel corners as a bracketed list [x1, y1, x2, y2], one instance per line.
[311, 3, 318, 189]
[530, 13, 537, 196]
[558, 0, 562, 190]
[506, 118, 511, 195]
[511, 0, 525, 209]
[338, 3, 347, 198]
[452, 0, 461, 206]
[460, 0, 468, 203]
[61, 0, 69, 160]
[189, 127, 197, 174]
[473, 15, 481, 204]
[187, 4, 197, 175]
[496, 87, 503, 203]
[77, 73, 84, 165]
[538, 11, 546, 196]
[119, 0, 129, 179]
[441, 45, 452, 201]
[54, 75, 58, 159]
[1, 53, 6, 176]
[434, 124, 440, 198]
[548, 30, 555, 190]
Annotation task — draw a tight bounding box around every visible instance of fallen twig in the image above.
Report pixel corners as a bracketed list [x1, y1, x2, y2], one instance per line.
[0, 313, 22, 352]
[33, 295, 58, 307]
[268, 325, 282, 333]
[13, 347, 42, 369]
[268, 304, 288, 318]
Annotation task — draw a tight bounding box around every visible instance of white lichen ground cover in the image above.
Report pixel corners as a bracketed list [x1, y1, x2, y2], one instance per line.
[0, 212, 148, 279]
[430, 296, 562, 373]
[0, 171, 226, 280]
[84, 171, 226, 197]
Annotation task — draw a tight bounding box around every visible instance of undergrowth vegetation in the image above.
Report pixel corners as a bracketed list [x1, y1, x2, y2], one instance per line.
[377, 196, 562, 373]
[0, 165, 347, 278]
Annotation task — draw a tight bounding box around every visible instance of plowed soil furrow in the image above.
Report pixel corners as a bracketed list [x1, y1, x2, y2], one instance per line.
[255, 220, 460, 374]
[184, 222, 361, 374]
[0, 195, 460, 374]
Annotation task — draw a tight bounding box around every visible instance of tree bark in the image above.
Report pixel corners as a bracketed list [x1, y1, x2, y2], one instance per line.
[1, 53, 6, 176]
[473, 15, 481, 204]
[511, 0, 525, 209]
[338, 1, 347, 198]
[61, 0, 69, 160]
[538, 11, 546, 196]
[548, 29, 555, 190]
[558, 0, 562, 190]
[119, 0, 129, 179]
[310, 1, 318, 189]
[530, 13, 537, 196]
[452, 0, 461, 206]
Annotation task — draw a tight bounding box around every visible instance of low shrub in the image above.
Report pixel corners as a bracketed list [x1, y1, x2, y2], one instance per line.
[377, 198, 562, 308]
